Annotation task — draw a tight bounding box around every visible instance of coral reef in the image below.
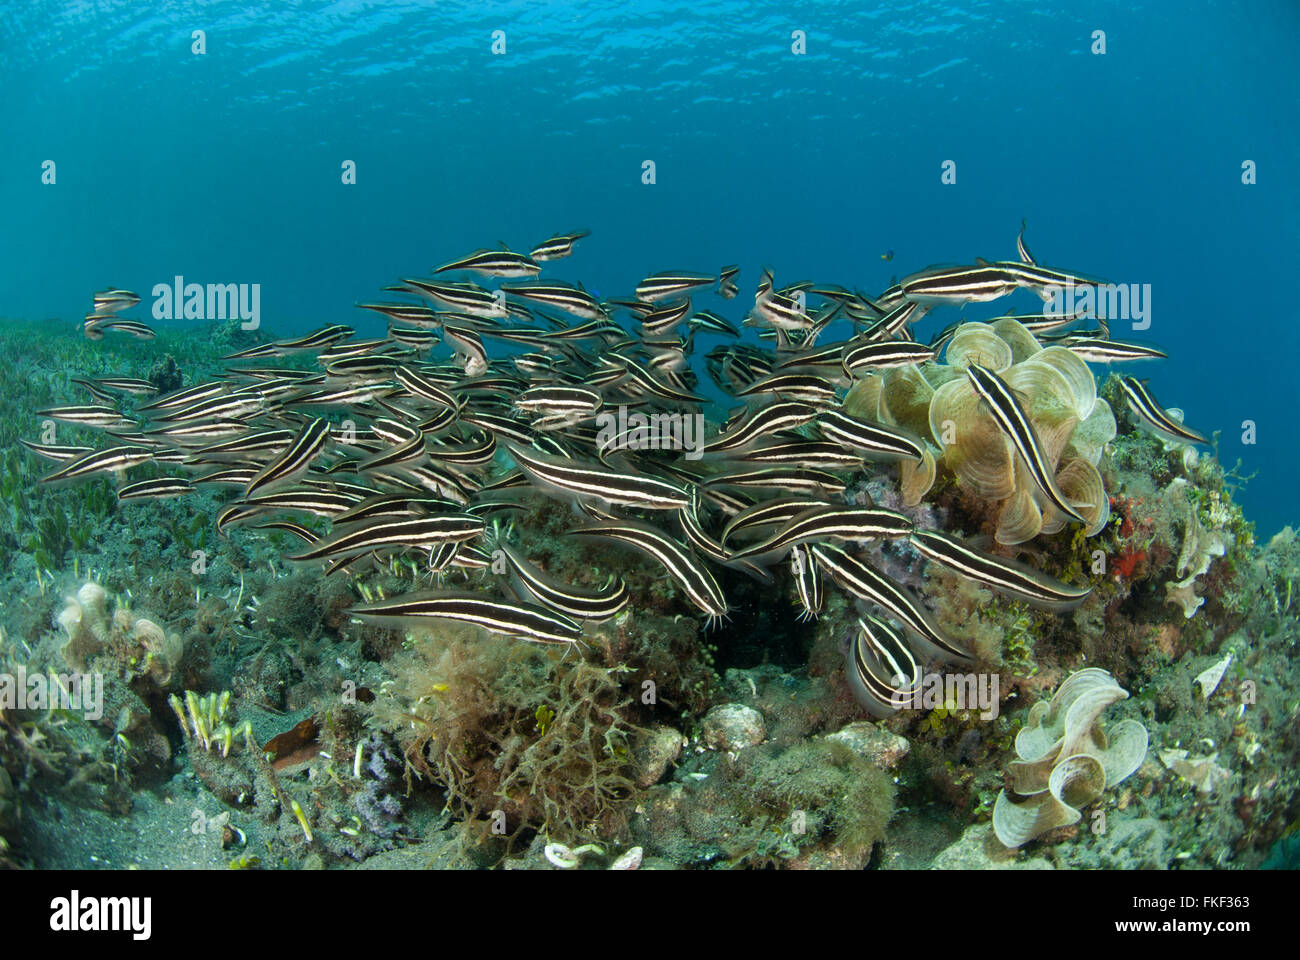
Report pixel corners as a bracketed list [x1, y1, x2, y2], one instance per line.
[0, 317, 1294, 872]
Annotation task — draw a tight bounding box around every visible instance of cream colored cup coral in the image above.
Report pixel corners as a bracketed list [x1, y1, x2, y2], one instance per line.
[847, 320, 1116, 543]
[992, 668, 1148, 848]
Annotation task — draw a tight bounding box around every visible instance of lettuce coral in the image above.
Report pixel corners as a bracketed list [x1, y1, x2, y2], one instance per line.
[992, 668, 1147, 848]
[847, 320, 1116, 545]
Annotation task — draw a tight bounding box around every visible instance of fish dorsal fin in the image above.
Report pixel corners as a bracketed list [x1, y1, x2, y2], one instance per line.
[975, 256, 991, 266]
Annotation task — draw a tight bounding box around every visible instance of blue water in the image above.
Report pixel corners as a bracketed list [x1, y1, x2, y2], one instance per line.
[2, 0, 1297, 532]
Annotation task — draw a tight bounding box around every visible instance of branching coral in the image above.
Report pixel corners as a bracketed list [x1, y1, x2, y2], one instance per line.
[993, 668, 1148, 848]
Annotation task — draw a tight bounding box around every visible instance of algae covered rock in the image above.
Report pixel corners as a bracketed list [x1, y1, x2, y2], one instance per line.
[825, 721, 910, 769]
[931, 824, 1054, 870]
[701, 703, 766, 752]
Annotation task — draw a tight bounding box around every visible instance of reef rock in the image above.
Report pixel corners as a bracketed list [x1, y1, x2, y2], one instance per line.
[633, 725, 685, 787]
[825, 722, 910, 769]
[931, 824, 1054, 870]
[701, 703, 766, 752]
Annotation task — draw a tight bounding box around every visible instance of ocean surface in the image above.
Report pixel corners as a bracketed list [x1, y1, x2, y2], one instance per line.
[3, 0, 1297, 533]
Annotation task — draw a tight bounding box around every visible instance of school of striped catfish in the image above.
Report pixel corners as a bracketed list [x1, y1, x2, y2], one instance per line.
[26, 223, 1206, 717]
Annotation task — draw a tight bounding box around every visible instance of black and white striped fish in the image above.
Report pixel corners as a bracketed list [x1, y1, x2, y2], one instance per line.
[812, 544, 970, 661]
[37, 405, 131, 429]
[514, 385, 603, 426]
[357, 303, 441, 327]
[720, 497, 834, 546]
[640, 298, 694, 337]
[507, 442, 690, 510]
[732, 504, 914, 560]
[965, 363, 1087, 523]
[717, 265, 740, 300]
[18, 439, 92, 462]
[814, 410, 926, 463]
[790, 543, 824, 621]
[703, 466, 847, 498]
[245, 417, 331, 497]
[859, 301, 927, 342]
[704, 401, 818, 454]
[733, 372, 838, 406]
[733, 440, 864, 472]
[909, 529, 1093, 610]
[88, 318, 156, 339]
[500, 281, 604, 321]
[636, 271, 715, 304]
[441, 323, 490, 378]
[401, 279, 509, 319]
[749, 270, 812, 330]
[1016, 219, 1035, 265]
[901, 264, 1020, 305]
[79, 377, 158, 397]
[529, 230, 590, 262]
[139, 383, 229, 413]
[1051, 336, 1167, 364]
[118, 477, 195, 500]
[570, 520, 728, 623]
[350, 591, 584, 645]
[841, 339, 936, 377]
[288, 514, 485, 562]
[842, 613, 922, 717]
[496, 543, 630, 622]
[92, 288, 140, 314]
[40, 445, 153, 484]
[1119, 377, 1207, 445]
[434, 247, 541, 278]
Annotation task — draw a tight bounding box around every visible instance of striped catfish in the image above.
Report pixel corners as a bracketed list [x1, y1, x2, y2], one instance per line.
[506, 442, 690, 511]
[496, 543, 629, 622]
[842, 613, 923, 718]
[909, 529, 1092, 610]
[965, 363, 1087, 523]
[812, 544, 970, 662]
[570, 520, 728, 624]
[350, 591, 583, 645]
[1119, 377, 1207, 446]
[288, 514, 485, 562]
